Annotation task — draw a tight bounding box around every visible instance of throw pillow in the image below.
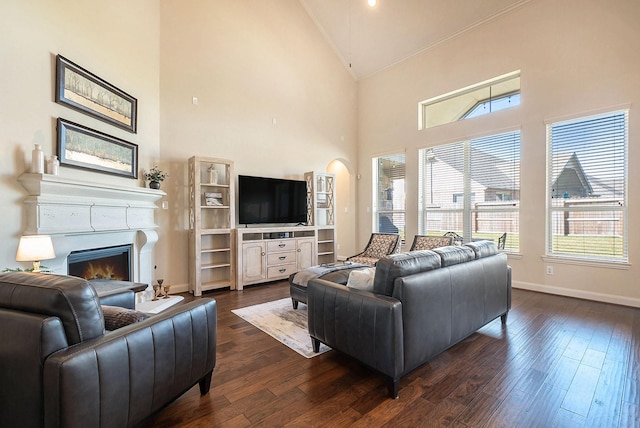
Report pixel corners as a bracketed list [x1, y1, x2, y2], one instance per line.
[102, 305, 150, 331]
[346, 267, 376, 291]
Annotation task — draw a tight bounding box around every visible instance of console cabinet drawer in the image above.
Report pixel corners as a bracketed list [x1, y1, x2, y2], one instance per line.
[267, 240, 295, 252]
[267, 263, 297, 278]
[267, 251, 296, 265]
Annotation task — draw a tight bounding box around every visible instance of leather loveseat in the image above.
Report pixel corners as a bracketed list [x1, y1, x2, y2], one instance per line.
[0, 272, 217, 428]
[307, 240, 511, 398]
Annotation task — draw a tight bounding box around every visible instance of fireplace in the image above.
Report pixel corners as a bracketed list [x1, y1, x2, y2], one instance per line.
[18, 173, 164, 302]
[68, 245, 132, 281]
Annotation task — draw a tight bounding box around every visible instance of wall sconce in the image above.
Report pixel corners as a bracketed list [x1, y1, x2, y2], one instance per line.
[16, 235, 56, 272]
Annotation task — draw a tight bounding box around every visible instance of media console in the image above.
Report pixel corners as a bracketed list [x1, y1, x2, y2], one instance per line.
[236, 226, 319, 290]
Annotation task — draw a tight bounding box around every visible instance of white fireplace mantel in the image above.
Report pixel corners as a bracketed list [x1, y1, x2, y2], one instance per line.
[18, 173, 165, 290]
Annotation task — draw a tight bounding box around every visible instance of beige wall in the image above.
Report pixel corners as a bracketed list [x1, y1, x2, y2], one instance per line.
[3, 0, 637, 307]
[156, 0, 357, 288]
[0, 1, 358, 289]
[356, 0, 640, 305]
[0, 0, 161, 271]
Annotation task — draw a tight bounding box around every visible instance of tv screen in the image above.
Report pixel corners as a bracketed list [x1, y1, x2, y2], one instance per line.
[238, 175, 308, 225]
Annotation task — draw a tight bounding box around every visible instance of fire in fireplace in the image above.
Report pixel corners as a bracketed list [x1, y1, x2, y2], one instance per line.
[68, 245, 132, 281]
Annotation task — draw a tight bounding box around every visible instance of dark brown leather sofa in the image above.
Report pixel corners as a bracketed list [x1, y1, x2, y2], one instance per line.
[307, 240, 511, 399]
[0, 272, 217, 428]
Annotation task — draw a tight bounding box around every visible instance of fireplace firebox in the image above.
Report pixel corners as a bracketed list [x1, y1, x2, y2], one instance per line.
[68, 245, 132, 281]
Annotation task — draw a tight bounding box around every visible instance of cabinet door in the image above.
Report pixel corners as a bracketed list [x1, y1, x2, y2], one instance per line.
[242, 241, 266, 282]
[296, 237, 316, 270]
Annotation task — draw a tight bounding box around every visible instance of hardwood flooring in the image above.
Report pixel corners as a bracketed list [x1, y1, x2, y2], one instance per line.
[143, 281, 640, 427]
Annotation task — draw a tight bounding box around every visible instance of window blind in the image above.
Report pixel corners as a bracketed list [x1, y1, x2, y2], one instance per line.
[374, 153, 406, 240]
[419, 131, 520, 250]
[547, 111, 627, 260]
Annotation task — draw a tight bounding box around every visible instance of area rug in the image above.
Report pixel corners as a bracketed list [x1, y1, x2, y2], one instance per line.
[232, 298, 330, 358]
[136, 295, 184, 314]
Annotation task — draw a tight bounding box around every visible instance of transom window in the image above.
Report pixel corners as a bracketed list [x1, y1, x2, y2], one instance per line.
[547, 110, 628, 261]
[418, 71, 520, 129]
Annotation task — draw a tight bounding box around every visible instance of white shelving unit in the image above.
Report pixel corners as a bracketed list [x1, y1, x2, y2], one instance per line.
[305, 171, 337, 265]
[189, 156, 235, 296]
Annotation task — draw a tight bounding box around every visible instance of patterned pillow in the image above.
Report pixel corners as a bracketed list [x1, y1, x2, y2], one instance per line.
[101, 305, 150, 331]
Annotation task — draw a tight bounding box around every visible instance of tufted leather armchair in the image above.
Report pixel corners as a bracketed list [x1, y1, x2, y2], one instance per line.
[0, 272, 217, 428]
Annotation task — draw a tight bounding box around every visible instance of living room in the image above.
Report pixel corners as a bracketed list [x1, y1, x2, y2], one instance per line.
[1, 0, 639, 425]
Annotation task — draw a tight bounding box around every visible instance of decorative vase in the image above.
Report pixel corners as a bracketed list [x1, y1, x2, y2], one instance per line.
[47, 155, 59, 175]
[31, 144, 44, 173]
[149, 181, 161, 190]
[208, 165, 218, 184]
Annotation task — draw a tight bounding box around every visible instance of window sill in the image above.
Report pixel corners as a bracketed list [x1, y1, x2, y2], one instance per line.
[541, 255, 630, 270]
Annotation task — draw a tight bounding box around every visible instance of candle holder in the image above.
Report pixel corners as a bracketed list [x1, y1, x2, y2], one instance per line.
[153, 279, 165, 300]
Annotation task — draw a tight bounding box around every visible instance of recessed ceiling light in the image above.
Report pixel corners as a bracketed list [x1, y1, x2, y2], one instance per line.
[368, 0, 376, 7]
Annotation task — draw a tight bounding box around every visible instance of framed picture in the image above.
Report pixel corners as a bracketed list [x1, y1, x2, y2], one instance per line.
[57, 118, 138, 179]
[55, 55, 138, 133]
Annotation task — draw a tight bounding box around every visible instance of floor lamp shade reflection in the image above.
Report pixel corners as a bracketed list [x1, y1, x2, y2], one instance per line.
[16, 235, 56, 272]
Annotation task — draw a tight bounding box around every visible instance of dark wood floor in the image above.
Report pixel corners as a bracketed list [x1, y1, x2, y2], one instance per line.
[143, 281, 640, 427]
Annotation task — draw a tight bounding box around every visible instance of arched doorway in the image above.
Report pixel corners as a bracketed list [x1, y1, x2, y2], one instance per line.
[326, 159, 356, 259]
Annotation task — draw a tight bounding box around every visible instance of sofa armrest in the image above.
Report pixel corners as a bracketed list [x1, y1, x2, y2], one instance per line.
[307, 279, 403, 380]
[43, 299, 216, 428]
[98, 289, 135, 309]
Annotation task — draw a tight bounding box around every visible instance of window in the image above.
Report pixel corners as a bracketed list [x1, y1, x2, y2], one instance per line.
[419, 71, 520, 129]
[373, 153, 405, 242]
[547, 111, 627, 261]
[419, 131, 520, 251]
[461, 93, 521, 119]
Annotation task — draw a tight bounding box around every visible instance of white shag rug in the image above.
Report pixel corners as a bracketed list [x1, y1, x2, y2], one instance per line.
[232, 298, 330, 358]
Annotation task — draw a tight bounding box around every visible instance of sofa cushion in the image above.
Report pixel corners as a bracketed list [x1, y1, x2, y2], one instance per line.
[465, 240, 498, 259]
[373, 250, 442, 296]
[433, 245, 475, 267]
[101, 305, 150, 330]
[346, 268, 376, 291]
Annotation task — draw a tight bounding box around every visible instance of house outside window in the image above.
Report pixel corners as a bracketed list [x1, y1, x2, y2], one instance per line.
[373, 153, 405, 243]
[547, 111, 627, 261]
[419, 131, 520, 251]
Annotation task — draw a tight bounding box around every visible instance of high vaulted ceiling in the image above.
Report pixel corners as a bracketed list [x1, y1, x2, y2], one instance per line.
[299, 0, 531, 79]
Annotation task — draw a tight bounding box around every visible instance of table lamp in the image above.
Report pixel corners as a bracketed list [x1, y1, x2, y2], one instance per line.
[16, 235, 56, 272]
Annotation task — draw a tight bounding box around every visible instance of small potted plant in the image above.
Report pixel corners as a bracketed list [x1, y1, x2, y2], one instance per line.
[144, 166, 168, 189]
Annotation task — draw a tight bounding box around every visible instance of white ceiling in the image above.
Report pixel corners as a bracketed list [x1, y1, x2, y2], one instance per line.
[299, 0, 531, 79]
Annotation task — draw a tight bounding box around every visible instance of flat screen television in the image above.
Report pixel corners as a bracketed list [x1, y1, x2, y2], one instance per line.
[238, 175, 308, 225]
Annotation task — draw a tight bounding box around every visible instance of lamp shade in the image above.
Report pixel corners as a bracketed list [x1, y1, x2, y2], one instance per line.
[16, 235, 56, 262]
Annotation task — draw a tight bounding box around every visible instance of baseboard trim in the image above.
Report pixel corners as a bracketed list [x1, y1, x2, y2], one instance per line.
[170, 283, 189, 294]
[513, 280, 640, 308]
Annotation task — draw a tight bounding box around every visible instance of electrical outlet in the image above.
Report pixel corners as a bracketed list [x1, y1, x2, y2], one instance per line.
[546, 266, 553, 275]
